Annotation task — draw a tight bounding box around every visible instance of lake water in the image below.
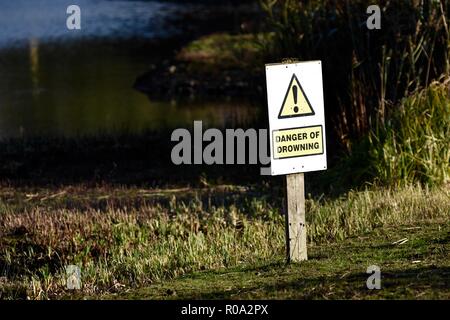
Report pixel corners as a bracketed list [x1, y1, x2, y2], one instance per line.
[0, 0, 259, 138]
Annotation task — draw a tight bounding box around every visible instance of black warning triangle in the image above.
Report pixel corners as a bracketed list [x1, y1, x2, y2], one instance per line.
[278, 74, 315, 119]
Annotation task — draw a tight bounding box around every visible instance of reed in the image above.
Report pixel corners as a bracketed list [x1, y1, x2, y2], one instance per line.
[369, 78, 450, 186]
[260, 0, 450, 149]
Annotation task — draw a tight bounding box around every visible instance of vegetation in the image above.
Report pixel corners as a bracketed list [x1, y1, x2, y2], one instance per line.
[260, 0, 450, 148]
[323, 79, 450, 189]
[0, 184, 448, 299]
[170, 1, 450, 188]
[177, 33, 270, 70]
[369, 79, 450, 186]
[114, 220, 450, 300]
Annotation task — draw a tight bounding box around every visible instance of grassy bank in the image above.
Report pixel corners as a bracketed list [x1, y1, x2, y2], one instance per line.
[1, 184, 448, 299]
[114, 220, 450, 300]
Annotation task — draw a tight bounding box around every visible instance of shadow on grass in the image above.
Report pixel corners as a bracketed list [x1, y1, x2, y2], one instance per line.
[178, 265, 450, 299]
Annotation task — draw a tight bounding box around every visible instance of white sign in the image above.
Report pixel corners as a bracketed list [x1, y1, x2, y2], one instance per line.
[265, 61, 327, 176]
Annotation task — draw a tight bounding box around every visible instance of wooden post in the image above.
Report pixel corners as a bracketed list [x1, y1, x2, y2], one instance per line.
[285, 173, 307, 262]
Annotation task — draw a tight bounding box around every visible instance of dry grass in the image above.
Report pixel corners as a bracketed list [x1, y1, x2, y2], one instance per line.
[0, 183, 448, 299]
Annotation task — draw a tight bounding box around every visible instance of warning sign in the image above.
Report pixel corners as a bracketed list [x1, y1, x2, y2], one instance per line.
[273, 125, 324, 159]
[265, 61, 327, 175]
[278, 74, 315, 119]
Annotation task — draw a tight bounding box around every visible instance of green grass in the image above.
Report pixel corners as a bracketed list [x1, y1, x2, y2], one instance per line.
[177, 33, 272, 70]
[111, 220, 450, 300]
[369, 79, 450, 186]
[320, 79, 450, 189]
[0, 183, 448, 299]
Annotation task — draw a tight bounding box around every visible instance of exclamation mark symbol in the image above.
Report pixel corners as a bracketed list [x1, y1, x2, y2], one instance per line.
[293, 85, 299, 113]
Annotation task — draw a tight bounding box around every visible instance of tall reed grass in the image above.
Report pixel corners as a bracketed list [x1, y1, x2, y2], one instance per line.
[260, 0, 450, 150]
[369, 78, 450, 186]
[320, 78, 450, 188]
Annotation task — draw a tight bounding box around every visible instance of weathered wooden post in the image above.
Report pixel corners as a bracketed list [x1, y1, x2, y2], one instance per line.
[286, 173, 307, 262]
[265, 60, 327, 263]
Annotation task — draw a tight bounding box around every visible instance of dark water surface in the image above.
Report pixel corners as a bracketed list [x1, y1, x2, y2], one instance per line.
[0, 0, 259, 138]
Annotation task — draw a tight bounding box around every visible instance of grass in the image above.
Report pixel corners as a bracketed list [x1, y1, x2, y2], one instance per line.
[177, 33, 271, 70]
[369, 79, 450, 186]
[318, 78, 450, 190]
[112, 220, 450, 300]
[260, 0, 450, 148]
[0, 183, 448, 299]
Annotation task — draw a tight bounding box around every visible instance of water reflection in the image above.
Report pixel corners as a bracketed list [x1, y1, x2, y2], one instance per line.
[0, 1, 259, 139]
[0, 39, 259, 138]
[29, 38, 40, 98]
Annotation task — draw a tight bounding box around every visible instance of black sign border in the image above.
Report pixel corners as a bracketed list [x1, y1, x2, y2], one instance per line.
[272, 124, 325, 160]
